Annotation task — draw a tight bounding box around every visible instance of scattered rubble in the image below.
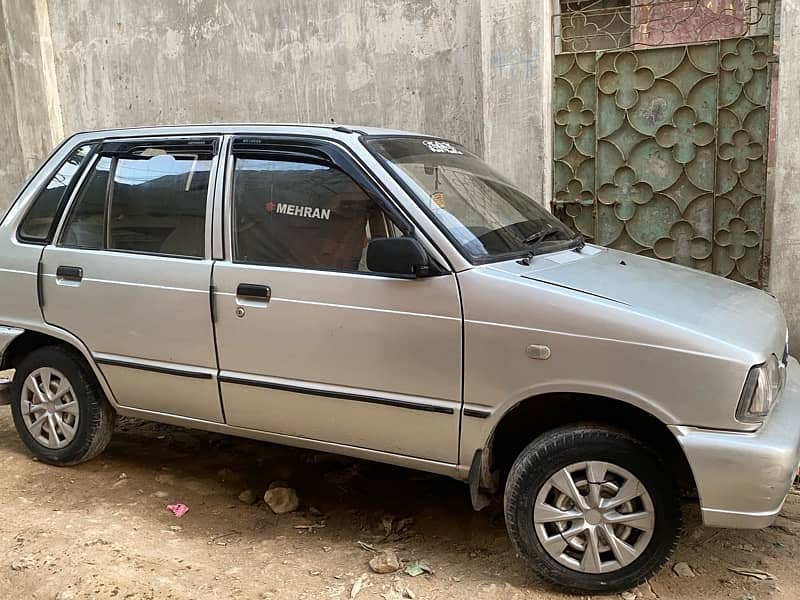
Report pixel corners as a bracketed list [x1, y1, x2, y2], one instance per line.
[155, 473, 175, 485]
[728, 566, 775, 580]
[369, 549, 401, 574]
[350, 573, 369, 598]
[10, 555, 35, 571]
[264, 486, 299, 514]
[237, 489, 258, 505]
[404, 560, 433, 577]
[673, 562, 695, 577]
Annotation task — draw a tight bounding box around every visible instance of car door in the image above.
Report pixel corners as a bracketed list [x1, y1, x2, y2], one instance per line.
[40, 136, 224, 422]
[212, 136, 463, 463]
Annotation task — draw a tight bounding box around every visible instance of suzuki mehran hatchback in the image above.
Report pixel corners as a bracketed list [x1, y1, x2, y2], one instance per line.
[1, 125, 798, 593]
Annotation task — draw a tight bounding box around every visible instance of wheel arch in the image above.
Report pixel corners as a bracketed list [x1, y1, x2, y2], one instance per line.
[479, 391, 696, 497]
[0, 325, 116, 406]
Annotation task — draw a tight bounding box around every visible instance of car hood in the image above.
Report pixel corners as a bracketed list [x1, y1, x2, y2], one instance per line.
[486, 246, 787, 361]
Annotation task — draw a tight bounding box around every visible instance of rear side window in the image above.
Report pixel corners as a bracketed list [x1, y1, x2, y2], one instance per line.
[60, 157, 111, 250]
[232, 157, 400, 271]
[108, 153, 210, 257]
[60, 143, 212, 258]
[18, 144, 94, 242]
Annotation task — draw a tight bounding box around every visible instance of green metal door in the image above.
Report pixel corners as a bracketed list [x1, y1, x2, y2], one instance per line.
[552, 1, 776, 286]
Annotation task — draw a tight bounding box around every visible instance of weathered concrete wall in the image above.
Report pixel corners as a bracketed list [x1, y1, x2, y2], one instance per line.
[770, 0, 800, 350]
[480, 0, 552, 202]
[0, 0, 28, 207]
[0, 0, 553, 211]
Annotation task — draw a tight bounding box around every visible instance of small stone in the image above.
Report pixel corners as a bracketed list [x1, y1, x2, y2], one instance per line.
[403, 587, 415, 599]
[55, 592, 75, 600]
[369, 549, 401, 574]
[118, 472, 128, 480]
[621, 592, 637, 600]
[238, 489, 258, 505]
[153, 490, 169, 499]
[673, 562, 695, 577]
[632, 583, 658, 599]
[155, 473, 175, 485]
[264, 487, 299, 514]
[11, 556, 35, 571]
[169, 525, 182, 532]
[771, 516, 800, 535]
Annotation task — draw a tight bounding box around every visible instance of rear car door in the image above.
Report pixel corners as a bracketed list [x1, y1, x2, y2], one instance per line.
[40, 137, 223, 422]
[212, 136, 463, 463]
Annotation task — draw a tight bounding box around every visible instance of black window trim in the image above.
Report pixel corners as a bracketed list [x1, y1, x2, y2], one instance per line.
[16, 142, 99, 246]
[56, 134, 220, 261]
[226, 134, 450, 278]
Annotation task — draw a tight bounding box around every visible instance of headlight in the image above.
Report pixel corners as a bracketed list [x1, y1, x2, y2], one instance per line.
[736, 355, 785, 423]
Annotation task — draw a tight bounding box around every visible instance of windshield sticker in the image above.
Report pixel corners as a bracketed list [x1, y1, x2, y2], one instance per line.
[422, 140, 463, 155]
[431, 191, 446, 208]
[265, 201, 331, 220]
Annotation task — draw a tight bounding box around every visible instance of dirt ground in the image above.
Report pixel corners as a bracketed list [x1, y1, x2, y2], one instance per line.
[0, 409, 798, 600]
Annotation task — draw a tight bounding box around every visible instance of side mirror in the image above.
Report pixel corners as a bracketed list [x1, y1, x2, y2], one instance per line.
[367, 237, 430, 277]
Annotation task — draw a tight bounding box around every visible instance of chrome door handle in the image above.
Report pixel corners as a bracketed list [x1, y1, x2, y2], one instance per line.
[236, 283, 271, 302]
[56, 265, 83, 282]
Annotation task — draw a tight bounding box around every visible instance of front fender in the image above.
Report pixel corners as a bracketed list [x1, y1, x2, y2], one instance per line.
[459, 379, 679, 472]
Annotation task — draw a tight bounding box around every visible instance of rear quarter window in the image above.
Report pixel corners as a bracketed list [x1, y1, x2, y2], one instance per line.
[17, 144, 94, 243]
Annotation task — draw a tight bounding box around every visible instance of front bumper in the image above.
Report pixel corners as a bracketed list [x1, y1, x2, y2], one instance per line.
[671, 356, 800, 529]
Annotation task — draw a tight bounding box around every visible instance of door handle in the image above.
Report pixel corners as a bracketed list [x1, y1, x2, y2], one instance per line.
[56, 266, 83, 282]
[236, 283, 271, 302]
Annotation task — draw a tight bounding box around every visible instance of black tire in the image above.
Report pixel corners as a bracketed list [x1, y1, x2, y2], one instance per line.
[10, 345, 115, 465]
[504, 426, 681, 594]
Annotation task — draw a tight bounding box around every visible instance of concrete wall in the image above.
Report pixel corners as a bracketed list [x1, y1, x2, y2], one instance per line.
[0, 0, 26, 207]
[0, 0, 552, 211]
[771, 0, 800, 350]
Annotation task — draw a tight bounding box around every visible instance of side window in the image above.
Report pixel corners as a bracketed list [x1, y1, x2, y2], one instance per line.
[60, 145, 211, 258]
[232, 157, 400, 272]
[108, 152, 210, 257]
[60, 156, 111, 250]
[18, 144, 94, 242]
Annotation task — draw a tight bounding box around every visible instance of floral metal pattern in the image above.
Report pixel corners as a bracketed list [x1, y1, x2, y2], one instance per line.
[553, 35, 772, 285]
[555, 0, 773, 51]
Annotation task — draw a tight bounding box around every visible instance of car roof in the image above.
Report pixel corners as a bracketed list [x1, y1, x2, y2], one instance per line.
[69, 123, 435, 139]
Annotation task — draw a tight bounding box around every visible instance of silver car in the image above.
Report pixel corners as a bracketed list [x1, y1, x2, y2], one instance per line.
[1, 125, 798, 593]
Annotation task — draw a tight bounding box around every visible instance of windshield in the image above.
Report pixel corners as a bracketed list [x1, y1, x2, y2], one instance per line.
[365, 137, 576, 263]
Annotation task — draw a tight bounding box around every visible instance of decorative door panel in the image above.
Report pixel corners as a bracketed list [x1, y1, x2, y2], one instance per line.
[552, 1, 776, 286]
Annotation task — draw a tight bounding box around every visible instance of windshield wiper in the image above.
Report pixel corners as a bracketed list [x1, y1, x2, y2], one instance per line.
[517, 225, 561, 265]
[522, 224, 557, 245]
[568, 231, 585, 251]
[517, 227, 585, 265]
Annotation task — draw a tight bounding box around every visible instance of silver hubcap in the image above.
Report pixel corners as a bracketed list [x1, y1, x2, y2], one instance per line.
[21, 367, 79, 449]
[534, 461, 655, 574]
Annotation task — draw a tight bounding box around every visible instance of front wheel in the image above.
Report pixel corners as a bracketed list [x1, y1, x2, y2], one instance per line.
[504, 426, 681, 594]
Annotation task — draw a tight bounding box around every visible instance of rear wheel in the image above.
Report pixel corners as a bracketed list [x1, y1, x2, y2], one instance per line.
[10, 346, 115, 465]
[504, 426, 681, 593]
